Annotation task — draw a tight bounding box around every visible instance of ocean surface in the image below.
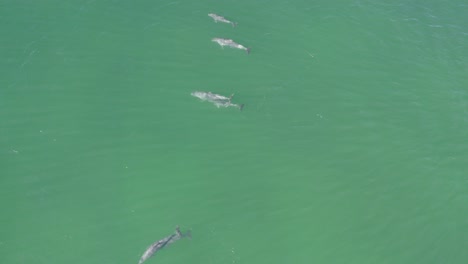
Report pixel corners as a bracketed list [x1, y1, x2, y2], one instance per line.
[1, 0, 468, 263]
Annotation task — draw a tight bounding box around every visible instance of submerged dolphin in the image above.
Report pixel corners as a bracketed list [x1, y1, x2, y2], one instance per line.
[212, 38, 250, 54]
[208, 13, 237, 27]
[138, 226, 191, 264]
[191, 91, 244, 111]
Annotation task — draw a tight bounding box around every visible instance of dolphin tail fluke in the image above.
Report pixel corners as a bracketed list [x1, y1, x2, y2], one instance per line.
[239, 104, 245, 111]
[176, 226, 192, 239]
[232, 22, 238, 27]
[185, 230, 192, 239]
[246, 48, 251, 54]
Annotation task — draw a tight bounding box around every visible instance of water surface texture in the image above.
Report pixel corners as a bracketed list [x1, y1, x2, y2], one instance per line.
[1, 1, 468, 263]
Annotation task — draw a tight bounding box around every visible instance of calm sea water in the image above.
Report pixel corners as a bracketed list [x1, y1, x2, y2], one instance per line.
[1, 0, 467, 263]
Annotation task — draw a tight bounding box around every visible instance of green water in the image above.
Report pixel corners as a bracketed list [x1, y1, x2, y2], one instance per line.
[1, 0, 468, 263]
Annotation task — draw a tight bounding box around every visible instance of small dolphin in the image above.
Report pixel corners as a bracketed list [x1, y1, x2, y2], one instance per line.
[212, 38, 250, 54]
[138, 226, 191, 264]
[191, 91, 244, 111]
[208, 13, 237, 27]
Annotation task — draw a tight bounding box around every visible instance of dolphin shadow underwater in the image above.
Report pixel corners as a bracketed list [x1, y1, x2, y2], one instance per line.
[138, 226, 191, 264]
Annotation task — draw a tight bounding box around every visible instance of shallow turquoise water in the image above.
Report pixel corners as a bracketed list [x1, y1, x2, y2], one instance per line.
[1, 1, 468, 263]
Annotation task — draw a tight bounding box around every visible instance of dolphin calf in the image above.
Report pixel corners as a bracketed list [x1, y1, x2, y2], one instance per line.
[138, 226, 191, 264]
[208, 13, 237, 27]
[191, 91, 244, 111]
[212, 38, 250, 54]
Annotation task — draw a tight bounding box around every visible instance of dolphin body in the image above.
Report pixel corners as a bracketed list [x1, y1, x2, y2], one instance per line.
[212, 38, 250, 54]
[208, 13, 237, 27]
[138, 226, 191, 264]
[191, 91, 244, 111]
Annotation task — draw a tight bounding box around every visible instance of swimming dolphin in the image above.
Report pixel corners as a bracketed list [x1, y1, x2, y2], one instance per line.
[208, 13, 237, 27]
[138, 226, 191, 264]
[212, 38, 250, 54]
[191, 91, 244, 111]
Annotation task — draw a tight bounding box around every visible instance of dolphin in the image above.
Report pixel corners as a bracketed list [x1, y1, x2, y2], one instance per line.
[191, 91, 244, 111]
[208, 13, 237, 27]
[212, 38, 250, 54]
[138, 226, 191, 264]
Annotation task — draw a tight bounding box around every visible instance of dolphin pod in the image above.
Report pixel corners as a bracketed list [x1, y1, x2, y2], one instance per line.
[209, 13, 250, 54]
[200, 13, 248, 111]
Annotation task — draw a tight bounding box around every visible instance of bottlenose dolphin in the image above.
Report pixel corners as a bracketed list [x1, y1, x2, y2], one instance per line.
[138, 226, 191, 264]
[191, 91, 244, 111]
[208, 13, 237, 27]
[212, 38, 250, 54]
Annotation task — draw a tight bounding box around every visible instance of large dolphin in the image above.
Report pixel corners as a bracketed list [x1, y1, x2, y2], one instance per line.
[138, 226, 191, 264]
[208, 13, 237, 27]
[212, 38, 250, 54]
[191, 91, 244, 111]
